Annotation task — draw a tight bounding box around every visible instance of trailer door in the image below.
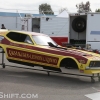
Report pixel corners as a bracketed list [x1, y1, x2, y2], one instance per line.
[86, 13, 100, 49]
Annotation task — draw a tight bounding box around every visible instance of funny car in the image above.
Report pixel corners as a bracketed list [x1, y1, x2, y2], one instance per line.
[0, 29, 100, 74]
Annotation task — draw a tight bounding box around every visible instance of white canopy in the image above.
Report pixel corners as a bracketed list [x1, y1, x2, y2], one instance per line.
[56, 10, 69, 18]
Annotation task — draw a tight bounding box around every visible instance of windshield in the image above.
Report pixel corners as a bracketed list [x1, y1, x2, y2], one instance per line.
[32, 35, 58, 46]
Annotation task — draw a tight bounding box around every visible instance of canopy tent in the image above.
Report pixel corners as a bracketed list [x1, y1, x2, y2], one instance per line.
[56, 10, 69, 18]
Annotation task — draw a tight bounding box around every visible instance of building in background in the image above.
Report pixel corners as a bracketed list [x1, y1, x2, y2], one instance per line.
[0, 11, 69, 46]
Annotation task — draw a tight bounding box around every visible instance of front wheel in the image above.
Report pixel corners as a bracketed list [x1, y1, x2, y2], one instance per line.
[60, 58, 78, 69]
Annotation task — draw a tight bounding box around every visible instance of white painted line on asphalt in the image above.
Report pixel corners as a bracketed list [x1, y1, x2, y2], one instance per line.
[92, 87, 100, 92]
[85, 92, 100, 100]
[85, 87, 100, 100]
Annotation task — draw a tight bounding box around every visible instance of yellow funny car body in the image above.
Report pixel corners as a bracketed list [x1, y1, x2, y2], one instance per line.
[0, 29, 100, 74]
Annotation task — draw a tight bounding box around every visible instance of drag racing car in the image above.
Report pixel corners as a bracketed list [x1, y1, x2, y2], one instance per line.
[0, 29, 100, 75]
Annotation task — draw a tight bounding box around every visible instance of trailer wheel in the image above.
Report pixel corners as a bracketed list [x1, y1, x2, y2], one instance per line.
[72, 17, 86, 32]
[2, 63, 5, 68]
[91, 76, 95, 83]
[0, 47, 5, 68]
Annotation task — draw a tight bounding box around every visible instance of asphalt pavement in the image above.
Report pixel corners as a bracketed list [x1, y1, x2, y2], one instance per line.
[0, 53, 100, 100]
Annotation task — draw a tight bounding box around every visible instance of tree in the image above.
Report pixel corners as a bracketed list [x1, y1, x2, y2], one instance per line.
[59, 8, 68, 14]
[95, 9, 100, 12]
[39, 3, 54, 15]
[76, 1, 91, 13]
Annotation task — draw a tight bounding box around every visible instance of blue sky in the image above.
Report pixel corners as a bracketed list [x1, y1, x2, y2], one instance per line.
[0, 0, 100, 14]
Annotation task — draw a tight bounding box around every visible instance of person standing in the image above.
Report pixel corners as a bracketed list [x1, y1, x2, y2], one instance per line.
[1, 24, 6, 29]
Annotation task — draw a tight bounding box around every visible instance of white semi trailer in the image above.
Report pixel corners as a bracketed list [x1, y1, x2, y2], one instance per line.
[69, 12, 100, 50]
[1, 12, 100, 50]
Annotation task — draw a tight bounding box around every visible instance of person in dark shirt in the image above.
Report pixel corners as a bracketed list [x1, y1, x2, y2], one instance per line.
[1, 24, 6, 29]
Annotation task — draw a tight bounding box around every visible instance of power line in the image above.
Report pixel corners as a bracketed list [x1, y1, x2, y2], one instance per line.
[0, 7, 59, 12]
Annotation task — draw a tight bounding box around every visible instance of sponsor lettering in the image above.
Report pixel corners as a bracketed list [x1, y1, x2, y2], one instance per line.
[7, 48, 58, 65]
